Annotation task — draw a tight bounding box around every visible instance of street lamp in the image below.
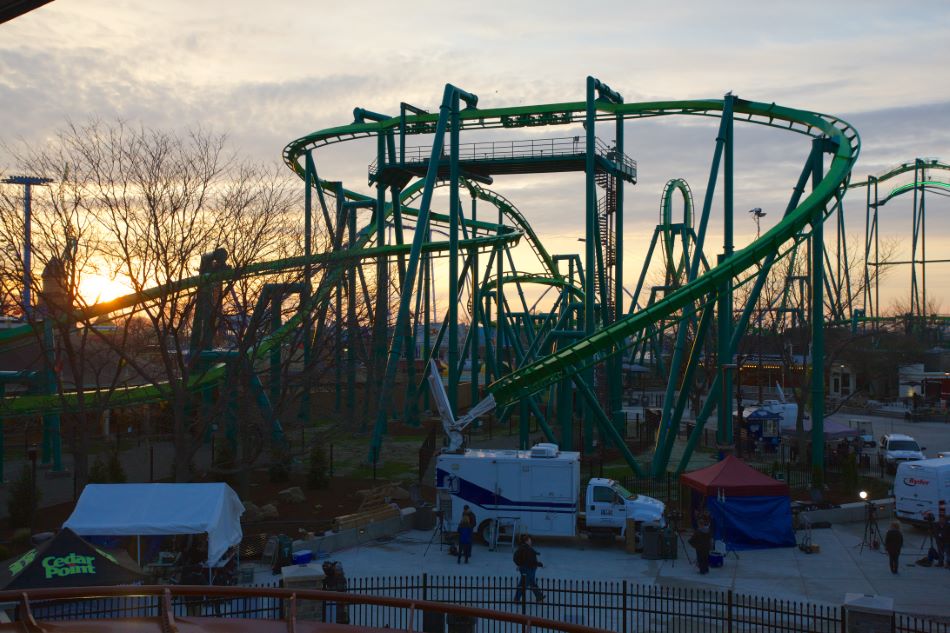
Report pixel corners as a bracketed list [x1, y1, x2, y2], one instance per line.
[2, 175, 54, 319]
[748, 207, 767, 237]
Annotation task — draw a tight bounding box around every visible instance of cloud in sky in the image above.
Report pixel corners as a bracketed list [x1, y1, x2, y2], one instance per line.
[2, 0, 949, 308]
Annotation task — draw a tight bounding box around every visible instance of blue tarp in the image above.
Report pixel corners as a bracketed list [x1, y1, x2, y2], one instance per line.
[703, 494, 796, 550]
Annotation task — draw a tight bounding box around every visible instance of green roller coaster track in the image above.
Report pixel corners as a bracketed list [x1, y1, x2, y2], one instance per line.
[3, 79, 870, 481]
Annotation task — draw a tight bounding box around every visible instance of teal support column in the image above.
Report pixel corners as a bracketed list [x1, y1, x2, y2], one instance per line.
[249, 373, 285, 444]
[371, 130, 389, 447]
[370, 83, 477, 460]
[610, 110, 625, 434]
[583, 76, 597, 454]
[422, 224, 431, 411]
[496, 208, 504, 375]
[470, 196, 479, 411]
[717, 94, 735, 444]
[519, 396, 530, 449]
[654, 97, 730, 462]
[347, 202, 357, 418]
[300, 152, 313, 430]
[674, 138, 822, 474]
[810, 139, 828, 474]
[448, 91, 461, 414]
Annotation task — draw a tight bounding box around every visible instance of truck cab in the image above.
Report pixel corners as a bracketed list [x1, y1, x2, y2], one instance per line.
[584, 478, 665, 534]
[878, 433, 926, 473]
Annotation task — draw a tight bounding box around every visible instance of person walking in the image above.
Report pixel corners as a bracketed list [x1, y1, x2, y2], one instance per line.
[936, 515, 950, 569]
[689, 520, 713, 575]
[512, 535, 544, 603]
[884, 521, 903, 574]
[457, 513, 473, 564]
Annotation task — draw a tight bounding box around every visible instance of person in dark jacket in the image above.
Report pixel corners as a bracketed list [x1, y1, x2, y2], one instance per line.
[512, 535, 544, 602]
[457, 514, 474, 564]
[689, 521, 713, 574]
[936, 515, 950, 569]
[884, 521, 903, 574]
[462, 505, 477, 531]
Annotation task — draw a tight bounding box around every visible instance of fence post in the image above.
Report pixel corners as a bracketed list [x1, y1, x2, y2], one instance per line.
[422, 573, 427, 602]
[727, 589, 733, 633]
[622, 580, 628, 633]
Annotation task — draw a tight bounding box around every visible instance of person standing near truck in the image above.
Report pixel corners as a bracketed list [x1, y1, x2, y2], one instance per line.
[936, 515, 950, 569]
[513, 535, 545, 603]
[884, 522, 903, 574]
[457, 513, 474, 564]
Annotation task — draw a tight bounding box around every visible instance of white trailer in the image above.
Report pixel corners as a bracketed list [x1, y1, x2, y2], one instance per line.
[895, 457, 950, 525]
[426, 362, 665, 542]
[435, 443, 665, 541]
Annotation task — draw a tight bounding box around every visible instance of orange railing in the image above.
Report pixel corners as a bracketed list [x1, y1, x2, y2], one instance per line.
[0, 585, 614, 633]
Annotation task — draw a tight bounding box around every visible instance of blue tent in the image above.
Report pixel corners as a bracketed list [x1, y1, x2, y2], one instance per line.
[681, 456, 795, 550]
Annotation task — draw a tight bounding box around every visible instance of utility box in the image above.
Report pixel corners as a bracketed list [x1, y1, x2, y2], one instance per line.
[843, 594, 894, 633]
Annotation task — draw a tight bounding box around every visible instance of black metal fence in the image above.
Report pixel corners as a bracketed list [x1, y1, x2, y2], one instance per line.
[10, 576, 949, 633]
[18, 582, 284, 621]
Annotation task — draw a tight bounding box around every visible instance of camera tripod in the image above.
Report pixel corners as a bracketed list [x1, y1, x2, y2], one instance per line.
[423, 510, 447, 557]
[666, 512, 693, 566]
[858, 501, 883, 554]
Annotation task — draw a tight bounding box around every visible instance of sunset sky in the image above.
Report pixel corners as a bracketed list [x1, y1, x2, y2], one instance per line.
[2, 0, 949, 311]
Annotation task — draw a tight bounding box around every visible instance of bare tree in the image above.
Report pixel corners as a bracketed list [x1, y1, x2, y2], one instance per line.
[4, 120, 308, 484]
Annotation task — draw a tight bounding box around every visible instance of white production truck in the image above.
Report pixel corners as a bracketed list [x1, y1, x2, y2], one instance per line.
[425, 363, 665, 542]
[435, 443, 666, 541]
[894, 457, 950, 525]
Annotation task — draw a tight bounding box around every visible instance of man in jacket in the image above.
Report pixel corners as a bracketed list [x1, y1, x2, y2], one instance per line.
[884, 521, 903, 574]
[512, 535, 544, 602]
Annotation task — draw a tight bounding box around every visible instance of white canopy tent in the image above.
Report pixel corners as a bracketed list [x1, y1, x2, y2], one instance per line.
[64, 483, 245, 567]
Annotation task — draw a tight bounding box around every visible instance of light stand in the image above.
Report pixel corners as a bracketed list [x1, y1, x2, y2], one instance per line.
[919, 513, 937, 558]
[857, 492, 883, 554]
[423, 510, 446, 557]
[667, 511, 692, 567]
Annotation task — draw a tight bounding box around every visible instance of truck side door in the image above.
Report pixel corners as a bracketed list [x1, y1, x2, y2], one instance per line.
[586, 485, 625, 529]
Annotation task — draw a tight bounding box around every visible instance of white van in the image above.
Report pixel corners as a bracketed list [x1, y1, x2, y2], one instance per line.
[894, 458, 950, 525]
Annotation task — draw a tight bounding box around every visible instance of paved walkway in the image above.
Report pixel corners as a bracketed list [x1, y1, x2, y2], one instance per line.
[325, 523, 950, 617]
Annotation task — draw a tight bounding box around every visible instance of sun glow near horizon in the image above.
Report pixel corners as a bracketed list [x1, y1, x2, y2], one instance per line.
[76, 272, 135, 305]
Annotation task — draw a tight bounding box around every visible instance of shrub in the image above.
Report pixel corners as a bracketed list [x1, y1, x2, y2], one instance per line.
[7, 466, 40, 528]
[107, 451, 127, 483]
[89, 451, 127, 484]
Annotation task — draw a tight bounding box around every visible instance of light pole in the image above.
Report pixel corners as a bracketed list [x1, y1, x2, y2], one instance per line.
[2, 176, 54, 319]
[749, 207, 767, 404]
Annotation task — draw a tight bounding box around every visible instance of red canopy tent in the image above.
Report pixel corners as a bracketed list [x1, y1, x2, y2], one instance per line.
[680, 455, 789, 496]
[680, 456, 794, 549]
